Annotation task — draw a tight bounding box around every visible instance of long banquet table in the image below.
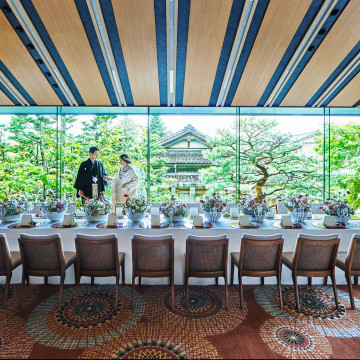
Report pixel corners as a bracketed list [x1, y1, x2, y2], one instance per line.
[1, 215, 359, 286]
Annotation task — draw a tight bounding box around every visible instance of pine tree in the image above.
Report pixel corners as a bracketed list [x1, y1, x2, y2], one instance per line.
[150, 115, 169, 138]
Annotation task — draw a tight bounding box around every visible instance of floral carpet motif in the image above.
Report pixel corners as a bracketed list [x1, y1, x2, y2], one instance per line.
[0, 284, 359, 359]
[143, 285, 247, 336]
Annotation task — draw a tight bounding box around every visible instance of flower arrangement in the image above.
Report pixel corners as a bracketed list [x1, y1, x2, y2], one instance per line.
[238, 197, 269, 216]
[124, 194, 148, 214]
[319, 191, 354, 216]
[200, 193, 226, 213]
[1, 197, 27, 216]
[39, 193, 67, 214]
[84, 197, 110, 216]
[280, 194, 312, 212]
[160, 195, 188, 217]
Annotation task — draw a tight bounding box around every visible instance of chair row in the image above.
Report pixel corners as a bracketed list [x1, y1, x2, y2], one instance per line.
[1, 233, 359, 311]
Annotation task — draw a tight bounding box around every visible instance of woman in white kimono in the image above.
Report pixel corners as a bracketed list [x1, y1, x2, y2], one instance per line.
[107, 154, 138, 212]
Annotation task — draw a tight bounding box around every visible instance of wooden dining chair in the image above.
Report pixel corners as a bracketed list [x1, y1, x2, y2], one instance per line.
[18, 233, 76, 309]
[75, 233, 125, 307]
[0, 234, 22, 308]
[336, 233, 360, 310]
[185, 234, 229, 310]
[282, 233, 340, 311]
[132, 234, 174, 309]
[231, 233, 284, 310]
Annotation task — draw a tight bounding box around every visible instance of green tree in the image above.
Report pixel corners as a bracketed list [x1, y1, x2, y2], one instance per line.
[150, 115, 169, 138]
[201, 117, 322, 201]
[314, 122, 360, 209]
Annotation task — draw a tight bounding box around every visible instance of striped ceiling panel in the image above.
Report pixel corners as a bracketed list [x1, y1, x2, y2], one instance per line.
[0, 0, 358, 108]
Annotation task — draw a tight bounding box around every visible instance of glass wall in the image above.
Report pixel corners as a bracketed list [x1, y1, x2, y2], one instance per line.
[0, 106, 359, 211]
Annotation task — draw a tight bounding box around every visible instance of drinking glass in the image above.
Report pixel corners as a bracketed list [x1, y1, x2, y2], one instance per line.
[210, 207, 217, 224]
[0, 205, 4, 225]
[168, 207, 174, 227]
[41, 208, 49, 226]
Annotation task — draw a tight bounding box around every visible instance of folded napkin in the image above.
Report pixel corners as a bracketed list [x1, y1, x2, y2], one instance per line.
[266, 210, 275, 218]
[107, 214, 118, 226]
[63, 214, 74, 226]
[190, 207, 199, 218]
[239, 215, 251, 227]
[193, 216, 203, 227]
[151, 215, 160, 227]
[323, 215, 337, 227]
[281, 215, 293, 227]
[150, 207, 160, 216]
[20, 214, 33, 226]
[230, 207, 239, 218]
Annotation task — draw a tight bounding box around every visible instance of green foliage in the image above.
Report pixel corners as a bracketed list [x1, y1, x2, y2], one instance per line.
[201, 117, 322, 201]
[150, 115, 169, 138]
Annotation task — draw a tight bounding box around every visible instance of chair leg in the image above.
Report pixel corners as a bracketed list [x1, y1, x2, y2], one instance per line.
[292, 273, 300, 311]
[345, 272, 355, 310]
[239, 275, 244, 310]
[216, 277, 219, 286]
[44, 276, 48, 285]
[277, 274, 283, 310]
[76, 275, 80, 306]
[324, 276, 328, 285]
[331, 273, 339, 311]
[230, 260, 234, 285]
[131, 276, 135, 310]
[115, 276, 119, 308]
[25, 274, 30, 285]
[59, 275, 64, 310]
[354, 276, 358, 286]
[18, 272, 26, 309]
[91, 277, 94, 286]
[171, 275, 174, 311]
[185, 276, 189, 309]
[261, 277, 264, 285]
[4, 275, 10, 308]
[139, 277, 141, 285]
[308, 277, 312, 286]
[121, 262, 125, 285]
[224, 275, 229, 311]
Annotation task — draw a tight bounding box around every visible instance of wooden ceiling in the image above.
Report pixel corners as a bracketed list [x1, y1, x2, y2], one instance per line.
[0, 0, 358, 107]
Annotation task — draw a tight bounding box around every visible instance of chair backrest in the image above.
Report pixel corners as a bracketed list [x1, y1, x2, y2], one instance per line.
[0, 234, 11, 274]
[18, 233, 64, 273]
[239, 233, 283, 272]
[132, 234, 174, 273]
[346, 234, 360, 271]
[294, 233, 339, 272]
[186, 234, 228, 273]
[75, 233, 119, 273]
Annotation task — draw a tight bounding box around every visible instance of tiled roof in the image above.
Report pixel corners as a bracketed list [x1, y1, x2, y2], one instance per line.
[166, 150, 212, 164]
[160, 124, 209, 145]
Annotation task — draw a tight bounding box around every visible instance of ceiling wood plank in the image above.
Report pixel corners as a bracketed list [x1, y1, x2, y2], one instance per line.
[0, 90, 14, 105]
[112, 0, 160, 106]
[281, 1, 360, 106]
[231, 0, 311, 106]
[183, 0, 232, 106]
[32, 0, 111, 106]
[0, 11, 61, 105]
[329, 71, 360, 107]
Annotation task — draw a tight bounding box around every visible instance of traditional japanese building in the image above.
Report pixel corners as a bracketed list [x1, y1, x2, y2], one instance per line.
[160, 124, 212, 202]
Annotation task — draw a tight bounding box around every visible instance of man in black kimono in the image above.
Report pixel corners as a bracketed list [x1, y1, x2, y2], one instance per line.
[74, 146, 108, 200]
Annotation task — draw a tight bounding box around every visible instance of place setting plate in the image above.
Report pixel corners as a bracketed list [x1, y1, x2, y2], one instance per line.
[229, 222, 259, 229]
[183, 221, 213, 229]
[272, 222, 303, 229]
[51, 222, 83, 229]
[312, 221, 360, 229]
[8, 222, 41, 229]
[139, 221, 169, 229]
[96, 222, 128, 229]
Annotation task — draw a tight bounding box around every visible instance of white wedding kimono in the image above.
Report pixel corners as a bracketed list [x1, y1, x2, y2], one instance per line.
[111, 165, 138, 212]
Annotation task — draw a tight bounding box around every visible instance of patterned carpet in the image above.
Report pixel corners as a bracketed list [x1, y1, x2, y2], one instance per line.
[0, 283, 359, 359]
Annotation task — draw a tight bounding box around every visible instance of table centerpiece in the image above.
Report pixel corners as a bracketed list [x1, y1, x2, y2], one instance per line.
[124, 194, 148, 222]
[39, 193, 68, 222]
[200, 193, 226, 223]
[84, 196, 110, 222]
[160, 195, 188, 223]
[319, 191, 354, 224]
[280, 194, 312, 223]
[238, 197, 269, 224]
[1, 197, 27, 222]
